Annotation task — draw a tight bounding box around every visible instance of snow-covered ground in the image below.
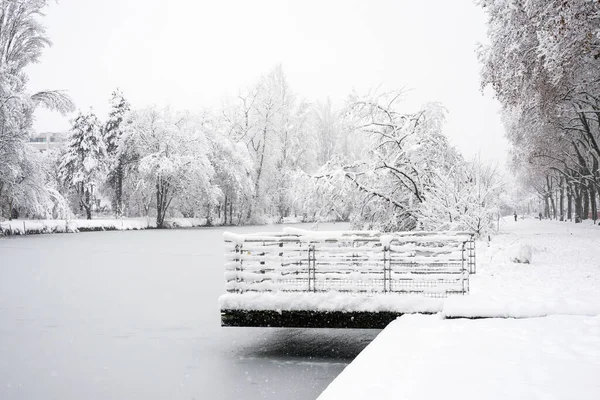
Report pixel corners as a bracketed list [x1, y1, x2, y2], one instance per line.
[447, 218, 600, 318]
[320, 218, 600, 399]
[0, 222, 377, 400]
[319, 314, 600, 400]
[0, 217, 207, 235]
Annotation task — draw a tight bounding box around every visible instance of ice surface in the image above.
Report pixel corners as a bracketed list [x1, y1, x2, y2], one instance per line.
[0, 222, 377, 400]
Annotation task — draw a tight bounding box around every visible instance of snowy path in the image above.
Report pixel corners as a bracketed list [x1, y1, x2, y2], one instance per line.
[0, 223, 378, 400]
[446, 218, 600, 317]
[319, 219, 600, 399]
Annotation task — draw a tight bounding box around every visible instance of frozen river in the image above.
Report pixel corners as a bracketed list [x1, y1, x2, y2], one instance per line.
[0, 223, 380, 399]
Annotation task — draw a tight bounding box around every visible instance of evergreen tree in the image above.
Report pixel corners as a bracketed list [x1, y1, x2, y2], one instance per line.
[103, 89, 130, 216]
[59, 111, 106, 219]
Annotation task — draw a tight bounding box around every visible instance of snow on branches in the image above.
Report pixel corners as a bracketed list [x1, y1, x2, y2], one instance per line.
[120, 107, 216, 228]
[59, 111, 107, 220]
[311, 91, 502, 234]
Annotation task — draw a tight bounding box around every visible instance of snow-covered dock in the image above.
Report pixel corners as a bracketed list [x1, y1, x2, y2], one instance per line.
[220, 228, 475, 328]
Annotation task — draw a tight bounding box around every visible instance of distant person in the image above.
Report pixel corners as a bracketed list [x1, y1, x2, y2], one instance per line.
[539, 212, 542, 220]
[514, 211, 517, 222]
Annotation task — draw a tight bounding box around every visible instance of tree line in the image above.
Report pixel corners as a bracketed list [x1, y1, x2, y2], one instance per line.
[1, 0, 505, 234]
[478, 0, 600, 223]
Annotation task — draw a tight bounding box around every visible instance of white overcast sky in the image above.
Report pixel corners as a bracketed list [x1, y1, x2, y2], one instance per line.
[27, 0, 509, 165]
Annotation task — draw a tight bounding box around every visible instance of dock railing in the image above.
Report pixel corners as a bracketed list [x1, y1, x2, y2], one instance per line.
[224, 229, 475, 298]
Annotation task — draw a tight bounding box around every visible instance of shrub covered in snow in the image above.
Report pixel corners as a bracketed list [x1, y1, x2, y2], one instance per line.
[508, 243, 533, 264]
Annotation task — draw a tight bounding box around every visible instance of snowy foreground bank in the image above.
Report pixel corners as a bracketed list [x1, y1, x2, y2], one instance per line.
[319, 219, 600, 399]
[0, 218, 206, 235]
[319, 314, 600, 400]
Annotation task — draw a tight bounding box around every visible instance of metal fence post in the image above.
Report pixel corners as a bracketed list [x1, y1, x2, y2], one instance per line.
[471, 236, 476, 274]
[236, 243, 244, 293]
[383, 245, 391, 293]
[312, 244, 316, 292]
[460, 241, 470, 294]
[307, 244, 311, 292]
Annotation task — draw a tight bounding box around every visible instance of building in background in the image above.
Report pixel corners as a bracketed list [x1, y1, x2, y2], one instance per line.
[27, 132, 66, 152]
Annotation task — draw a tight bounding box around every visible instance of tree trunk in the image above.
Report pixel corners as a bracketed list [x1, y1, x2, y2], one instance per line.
[156, 178, 170, 229]
[567, 184, 573, 221]
[574, 185, 582, 223]
[590, 185, 598, 224]
[115, 162, 123, 217]
[156, 182, 163, 228]
[249, 125, 269, 220]
[84, 188, 92, 220]
[544, 195, 550, 219]
[550, 193, 556, 220]
[205, 204, 212, 226]
[223, 196, 228, 225]
[559, 177, 565, 221]
[583, 186, 589, 220]
[229, 201, 233, 226]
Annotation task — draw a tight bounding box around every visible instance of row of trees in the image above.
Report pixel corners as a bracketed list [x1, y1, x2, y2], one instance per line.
[1, 0, 505, 234]
[8, 74, 506, 233]
[54, 93, 253, 228]
[478, 0, 600, 223]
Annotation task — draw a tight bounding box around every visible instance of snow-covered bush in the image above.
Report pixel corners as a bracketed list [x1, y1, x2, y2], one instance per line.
[509, 243, 533, 264]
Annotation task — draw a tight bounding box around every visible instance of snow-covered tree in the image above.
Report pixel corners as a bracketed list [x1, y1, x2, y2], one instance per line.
[208, 133, 254, 225]
[220, 66, 313, 222]
[103, 89, 131, 216]
[59, 111, 106, 219]
[311, 90, 502, 234]
[120, 107, 215, 228]
[0, 0, 74, 219]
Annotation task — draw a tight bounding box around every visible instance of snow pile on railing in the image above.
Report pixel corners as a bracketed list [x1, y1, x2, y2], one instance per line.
[222, 229, 475, 305]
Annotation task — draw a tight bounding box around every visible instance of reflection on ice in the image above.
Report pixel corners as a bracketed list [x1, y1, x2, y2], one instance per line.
[237, 328, 380, 361]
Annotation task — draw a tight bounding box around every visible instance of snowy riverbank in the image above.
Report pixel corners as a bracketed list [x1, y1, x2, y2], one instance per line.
[0, 217, 207, 235]
[319, 314, 600, 400]
[319, 219, 600, 399]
